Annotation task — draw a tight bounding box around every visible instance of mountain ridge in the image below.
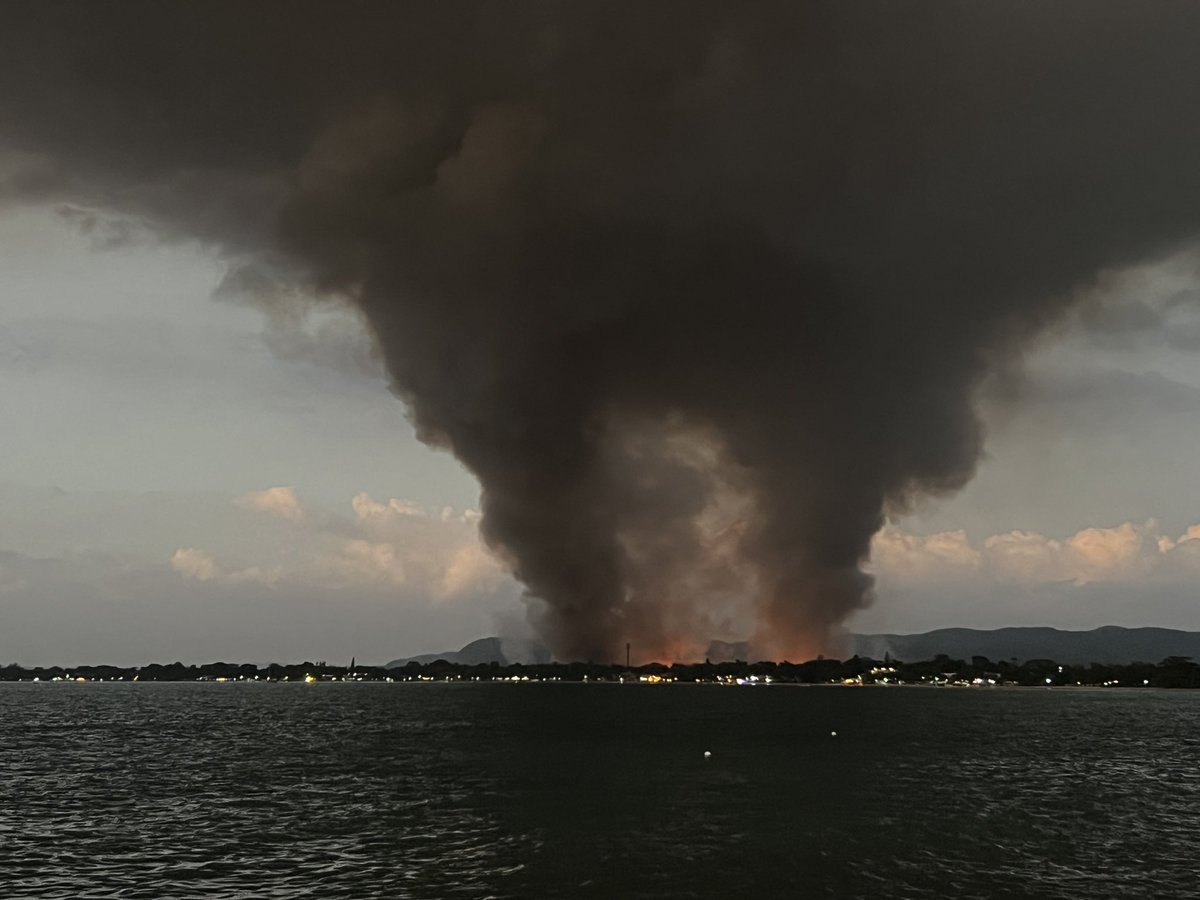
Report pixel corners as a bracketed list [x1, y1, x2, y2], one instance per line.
[849, 625, 1200, 665]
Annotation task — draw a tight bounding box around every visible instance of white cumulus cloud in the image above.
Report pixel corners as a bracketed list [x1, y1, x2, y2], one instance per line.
[174, 491, 508, 604]
[171, 547, 279, 586]
[234, 486, 305, 521]
[871, 519, 1200, 588]
[171, 547, 218, 581]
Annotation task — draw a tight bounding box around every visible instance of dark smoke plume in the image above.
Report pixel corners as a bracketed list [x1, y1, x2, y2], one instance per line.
[3, 2, 1200, 661]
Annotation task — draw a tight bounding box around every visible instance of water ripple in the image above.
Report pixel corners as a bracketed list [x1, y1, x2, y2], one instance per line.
[1, 683, 1197, 898]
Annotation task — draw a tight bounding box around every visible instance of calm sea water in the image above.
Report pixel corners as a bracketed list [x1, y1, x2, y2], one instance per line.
[1, 683, 1198, 899]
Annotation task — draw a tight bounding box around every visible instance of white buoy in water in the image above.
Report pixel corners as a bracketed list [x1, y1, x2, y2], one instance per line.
[704, 750, 712, 759]
[831, 731, 838, 737]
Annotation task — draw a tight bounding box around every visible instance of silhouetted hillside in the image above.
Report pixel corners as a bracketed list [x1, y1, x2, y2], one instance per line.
[385, 637, 549, 668]
[849, 626, 1200, 665]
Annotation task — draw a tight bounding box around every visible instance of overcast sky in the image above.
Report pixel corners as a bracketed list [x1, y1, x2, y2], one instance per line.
[0, 203, 518, 664]
[2, 200, 1199, 664]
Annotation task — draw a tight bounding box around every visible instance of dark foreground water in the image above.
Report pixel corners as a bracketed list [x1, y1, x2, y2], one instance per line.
[2, 683, 1198, 899]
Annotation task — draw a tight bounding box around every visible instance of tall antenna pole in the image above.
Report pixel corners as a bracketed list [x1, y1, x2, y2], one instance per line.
[626, 642, 631, 669]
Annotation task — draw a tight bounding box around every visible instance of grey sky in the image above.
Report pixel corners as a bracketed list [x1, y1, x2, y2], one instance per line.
[2, 203, 1198, 663]
[1, 204, 519, 665]
[0, 205, 477, 510]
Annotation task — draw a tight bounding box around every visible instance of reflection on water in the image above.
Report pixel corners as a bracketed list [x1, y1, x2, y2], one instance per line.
[1, 683, 1197, 898]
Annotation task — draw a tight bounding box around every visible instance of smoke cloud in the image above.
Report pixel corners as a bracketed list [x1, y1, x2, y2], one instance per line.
[3, 2, 1200, 661]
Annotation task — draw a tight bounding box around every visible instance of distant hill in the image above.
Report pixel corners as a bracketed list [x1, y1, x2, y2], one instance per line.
[848, 626, 1200, 665]
[389, 626, 1200, 668]
[701, 628, 1200, 664]
[385, 636, 550, 669]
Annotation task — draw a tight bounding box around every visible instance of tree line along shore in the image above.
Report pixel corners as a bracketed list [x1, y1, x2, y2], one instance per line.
[2, 654, 1199, 688]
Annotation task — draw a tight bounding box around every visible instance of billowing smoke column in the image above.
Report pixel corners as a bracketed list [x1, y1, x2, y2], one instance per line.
[3, 2, 1200, 661]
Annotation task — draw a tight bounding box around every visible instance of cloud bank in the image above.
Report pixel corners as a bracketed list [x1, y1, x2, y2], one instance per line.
[176, 490, 507, 601]
[872, 521, 1200, 588]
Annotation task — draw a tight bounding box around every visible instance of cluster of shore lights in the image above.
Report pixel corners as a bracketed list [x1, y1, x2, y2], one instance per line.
[17, 671, 1165, 686]
[717, 674, 770, 685]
